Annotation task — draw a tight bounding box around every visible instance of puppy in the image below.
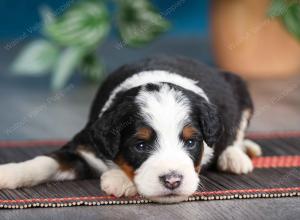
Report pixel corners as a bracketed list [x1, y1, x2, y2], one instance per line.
[0, 56, 261, 203]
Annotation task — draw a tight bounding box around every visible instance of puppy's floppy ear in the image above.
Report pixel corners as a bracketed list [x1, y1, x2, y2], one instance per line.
[195, 100, 223, 147]
[89, 101, 132, 160]
[89, 113, 120, 160]
[88, 88, 140, 160]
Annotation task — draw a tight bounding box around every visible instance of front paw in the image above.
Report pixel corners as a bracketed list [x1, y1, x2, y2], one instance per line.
[0, 164, 21, 189]
[100, 169, 137, 197]
[217, 147, 253, 174]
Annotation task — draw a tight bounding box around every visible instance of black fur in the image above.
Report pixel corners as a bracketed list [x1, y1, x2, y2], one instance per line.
[48, 148, 95, 178]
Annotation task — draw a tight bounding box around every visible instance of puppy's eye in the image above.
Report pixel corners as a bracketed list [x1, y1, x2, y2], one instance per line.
[184, 139, 196, 149]
[135, 142, 149, 152]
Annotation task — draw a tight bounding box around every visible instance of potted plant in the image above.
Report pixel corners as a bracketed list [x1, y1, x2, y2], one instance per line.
[11, 0, 169, 90]
[211, 0, 300, 79]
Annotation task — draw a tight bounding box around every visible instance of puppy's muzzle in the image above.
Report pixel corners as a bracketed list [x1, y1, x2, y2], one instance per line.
[159, 171, 183, 190]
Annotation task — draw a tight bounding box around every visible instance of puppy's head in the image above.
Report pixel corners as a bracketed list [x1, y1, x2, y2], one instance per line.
[91, 83, 221, 203]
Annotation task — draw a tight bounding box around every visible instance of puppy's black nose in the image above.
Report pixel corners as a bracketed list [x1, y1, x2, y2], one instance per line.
[160, 172, 183, 190]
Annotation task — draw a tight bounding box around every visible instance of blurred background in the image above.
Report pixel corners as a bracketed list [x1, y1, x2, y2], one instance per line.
[0, 0, 299, 140]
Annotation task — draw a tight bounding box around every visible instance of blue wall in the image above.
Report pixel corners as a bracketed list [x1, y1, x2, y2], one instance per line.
[0, 0, 209, 39]
[152, 0, 209, 36]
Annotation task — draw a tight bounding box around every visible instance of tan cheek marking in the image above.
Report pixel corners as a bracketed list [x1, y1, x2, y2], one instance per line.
[194, 143, 204, 174]
[136, 127, 152, 140]
[114, 155, 135, 180]
[182, 126, 202, 173]
[195, 165, 201, 173]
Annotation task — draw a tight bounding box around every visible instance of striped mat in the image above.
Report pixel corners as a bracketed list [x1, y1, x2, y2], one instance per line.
[0, 131, 299, 209]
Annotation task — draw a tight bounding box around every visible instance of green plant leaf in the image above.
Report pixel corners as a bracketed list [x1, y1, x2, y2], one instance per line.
[80, 53, 105, 82]
[45, 0, 110, 49]
[51, 47, 85, 90]
[116, 0, 170, 47]
[40, 6, 56, 26]
[11, 40, 58, 75]
[268, 0, 290, 17]
[282, 3, 300, 39]
[268, 1, 300, 40]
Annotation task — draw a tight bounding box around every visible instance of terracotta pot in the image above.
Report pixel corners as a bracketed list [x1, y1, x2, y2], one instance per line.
[211, 0, 300, 79]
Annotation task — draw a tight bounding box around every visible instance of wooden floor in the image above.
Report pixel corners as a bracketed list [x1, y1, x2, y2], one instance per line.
[0, 38, 299, 219]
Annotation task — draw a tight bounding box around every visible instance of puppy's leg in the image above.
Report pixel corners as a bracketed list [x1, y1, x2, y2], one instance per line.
[77, 148, 137, 197]
[217, 110, 261, 174]
[0, 148, 93, 189]
[243, 139, 262, 158]
[217, 146, 253, 174]
[100, 169, 137, 197]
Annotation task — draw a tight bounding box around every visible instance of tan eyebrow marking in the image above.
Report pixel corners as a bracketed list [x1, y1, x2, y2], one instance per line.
[135, 127, 152, 140]
[182, 125, 198, 141]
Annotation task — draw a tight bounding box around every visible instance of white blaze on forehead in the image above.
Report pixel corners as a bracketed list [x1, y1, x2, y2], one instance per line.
[136, 84, 190, 149]
[99, 70, 209, 117]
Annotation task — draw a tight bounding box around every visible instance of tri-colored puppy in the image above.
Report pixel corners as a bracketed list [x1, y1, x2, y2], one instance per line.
[0, 56, 261, 203]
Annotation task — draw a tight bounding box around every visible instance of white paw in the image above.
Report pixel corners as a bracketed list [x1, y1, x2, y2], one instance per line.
[100, 169, 137, 197]
[217, 147, 253, 174]
[0, 163, 21, 189]
[243, 139, 262, 158]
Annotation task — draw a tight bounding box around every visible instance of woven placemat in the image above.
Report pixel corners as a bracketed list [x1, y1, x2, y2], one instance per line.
[0, 132, 299, 209]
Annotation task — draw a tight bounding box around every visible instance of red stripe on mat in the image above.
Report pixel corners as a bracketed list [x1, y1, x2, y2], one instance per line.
[0, 187, 299, 204]
[0, 140, 66, 148]
[1, 131, 300, 148]
[252, 156, 300, 168]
